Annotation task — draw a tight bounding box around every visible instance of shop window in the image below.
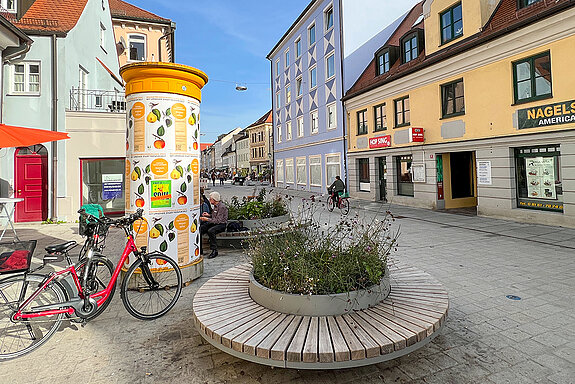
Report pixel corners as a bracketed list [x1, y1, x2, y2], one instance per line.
[276, 159, 284, 182]
[440, 3, 463, 44]
[441, 79, 465, 118]
[358, 158, 370, 192]
[296, 157, 307, 185]
[374, 103, 387, 131]
[396, 155, 414, 196]
[81, 158, 125, 214]
[357, 109, 368, 135]
[310, 156, 322, 186]
[285, 158, 295, 184]
[513, 51, 552, 104]
[515, 145, 563, 212]
[518, 0, 542, 9]
[394, 96, 410, 127]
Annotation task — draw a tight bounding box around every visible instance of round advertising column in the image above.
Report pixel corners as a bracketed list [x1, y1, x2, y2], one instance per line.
[120, 62, 208, 283]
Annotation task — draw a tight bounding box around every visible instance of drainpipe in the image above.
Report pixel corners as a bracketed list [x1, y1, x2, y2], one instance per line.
[50, 34, 58, 221]
[158, 21, 176, 62]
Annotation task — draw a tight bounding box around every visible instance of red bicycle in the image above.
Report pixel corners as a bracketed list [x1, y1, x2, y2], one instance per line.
[0, 208, 182, 360]
[327, 191, 350, 215]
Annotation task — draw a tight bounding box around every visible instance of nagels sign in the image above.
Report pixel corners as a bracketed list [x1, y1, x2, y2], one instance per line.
[369, 135, 391, 149]
[518, 100, 575, 129]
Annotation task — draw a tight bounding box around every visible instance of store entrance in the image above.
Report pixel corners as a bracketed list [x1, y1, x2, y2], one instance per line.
[443, 151, 477, 209]
[377, 157, 387, 202]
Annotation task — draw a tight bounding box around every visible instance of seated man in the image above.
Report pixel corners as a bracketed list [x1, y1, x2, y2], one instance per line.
[327, 175, 346, 205]
[199, 191, 228, 259]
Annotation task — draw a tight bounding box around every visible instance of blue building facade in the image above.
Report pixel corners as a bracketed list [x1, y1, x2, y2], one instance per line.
[268, 0, 346, 194]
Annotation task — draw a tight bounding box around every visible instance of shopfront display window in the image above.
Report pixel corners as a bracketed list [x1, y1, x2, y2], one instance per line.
[515, 145, 563, 212]
[81, 158, 125, 214]
[396, 155, 414, 196]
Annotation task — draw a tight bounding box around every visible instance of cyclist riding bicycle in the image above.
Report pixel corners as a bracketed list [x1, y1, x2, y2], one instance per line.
[327, 176, 346, 206]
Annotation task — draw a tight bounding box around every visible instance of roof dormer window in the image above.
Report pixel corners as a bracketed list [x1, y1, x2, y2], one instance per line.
[401, 30, 423, 64]
[375, 46, 398, 76]
[518, 0, 542, 9]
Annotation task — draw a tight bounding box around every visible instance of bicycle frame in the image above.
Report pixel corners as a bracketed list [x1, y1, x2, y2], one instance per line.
[13, 234, 138, 320]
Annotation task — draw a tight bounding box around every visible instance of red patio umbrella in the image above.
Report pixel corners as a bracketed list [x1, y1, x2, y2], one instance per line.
[0, 124, 70, 148]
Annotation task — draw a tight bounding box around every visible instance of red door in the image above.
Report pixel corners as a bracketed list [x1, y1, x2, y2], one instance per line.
[15, 146, 48, 222]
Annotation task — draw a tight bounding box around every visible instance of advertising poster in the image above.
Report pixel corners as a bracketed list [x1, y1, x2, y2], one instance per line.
[125, 93, 201, 268]
[526, 157, 556, 199]
[102, 174, 123, 200]
[477, 161, 492, 185]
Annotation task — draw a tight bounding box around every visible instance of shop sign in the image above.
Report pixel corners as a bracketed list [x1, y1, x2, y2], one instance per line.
[412, 163, 426, 183]
[150, 180, 172, 208]
[477, 161, 492, 185]
[410, 127, 424, 142]
[369, 135, 391, 149]
[518, 201, 563, 211]
[102, 174, 123, 200]
[518, 100, 575, 129]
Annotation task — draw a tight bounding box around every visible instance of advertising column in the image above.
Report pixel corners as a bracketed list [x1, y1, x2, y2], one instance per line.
[120, 63, 208, 283]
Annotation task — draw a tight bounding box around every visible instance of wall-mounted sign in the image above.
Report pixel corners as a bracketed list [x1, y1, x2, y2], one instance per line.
[412, 163, 425, 182]
[477, 161, 492, 185]
[369, 135, 391, 149]
[410, 127, 424, 142]
[102, 174, 123, 200]
[518, 100, 575, 129]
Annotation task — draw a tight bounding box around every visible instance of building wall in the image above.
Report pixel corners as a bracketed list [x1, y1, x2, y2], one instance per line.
[236, 137, 250, 171]
[112, 19, 172, 66]
[248, 122, 272, 170]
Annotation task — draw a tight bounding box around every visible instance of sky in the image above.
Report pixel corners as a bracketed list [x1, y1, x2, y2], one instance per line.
[127, 0, 421, 144]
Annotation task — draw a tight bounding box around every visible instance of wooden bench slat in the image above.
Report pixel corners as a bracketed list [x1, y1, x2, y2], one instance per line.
[193, 297, 255, 316]
[256, 315, 296, 359]
[318, 317, 335, 363]
[203, 306, 268, 338]
[371, 305, 435, 337]
[379, 301, 444, 326]
[334, 315, 366, 361]
[302, 317, 319, 363]
[348, 312, 395, 354]
[286, 317, 311, 362]
[218, 309, 276, 346]
[327, 316, 351, 362]
[341, 314, 381, 358]
[230, 311, 283, 352]
[270, 316, 304, 361]
[360, 308, 421, 345]
[242, 313, 289, 356]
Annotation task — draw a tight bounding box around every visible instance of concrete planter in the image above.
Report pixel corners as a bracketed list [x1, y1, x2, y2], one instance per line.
[240, 214, 291, 230]
[249, 267, 390, 316]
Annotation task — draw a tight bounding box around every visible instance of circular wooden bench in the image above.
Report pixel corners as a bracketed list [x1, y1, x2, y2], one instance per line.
[193, 263, 448, 369]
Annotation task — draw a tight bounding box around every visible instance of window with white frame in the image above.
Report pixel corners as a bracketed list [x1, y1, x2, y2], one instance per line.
[12, 62, 40, 94]
[309, 156, 322, 186]
[128, 34, 146, 61]
[277, 125, 282, 143]
[309, 66, 317, 89]
[100, 23, 106, 50]
[286, 85, 291, 104]
[326, 53, 335, 79]
[297, 116, 304, 137]
[308, 23, 316, 46]
[327, 103, 336, 130]
[275, 59, 280, 77]
[296, 157, 307, 185]
[285, 49, 290, 67]
[2, 0, 16, 13]
[276, 92, 280, 109]
[286, 121, 292, 140]
[310, 110, 319, 134]
[295, 38, 301, 58]
[296, 77, 303, 98]
[276, 159, 284, 182]
[325, 5, 334, 31]
[285, 158, 295, 184]
[326, 154, 340, 186]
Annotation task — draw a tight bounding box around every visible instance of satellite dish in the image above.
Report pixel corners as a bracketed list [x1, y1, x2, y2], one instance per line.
[116, 36, 127, 55]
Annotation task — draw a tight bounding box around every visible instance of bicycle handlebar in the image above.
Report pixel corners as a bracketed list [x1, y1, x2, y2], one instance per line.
[78, 208, 144, 229]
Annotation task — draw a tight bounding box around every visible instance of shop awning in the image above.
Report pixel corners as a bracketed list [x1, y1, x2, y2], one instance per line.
[0, 124, 70, 148]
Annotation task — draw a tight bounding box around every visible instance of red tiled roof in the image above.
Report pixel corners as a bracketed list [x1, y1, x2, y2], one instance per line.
[247, 110, 273, 129]
[109, 0, 170, 23]
[12, 0, 88, 35]
[200, 143, 212, 151]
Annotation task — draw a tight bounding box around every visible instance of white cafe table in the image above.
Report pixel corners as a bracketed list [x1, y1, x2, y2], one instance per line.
[0, 197, 24, 242]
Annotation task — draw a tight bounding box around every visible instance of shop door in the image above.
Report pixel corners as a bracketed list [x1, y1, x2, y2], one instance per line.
[15, 146, 48, 222]
[377, 157, 387, 202]
[443, 151, 477, 209]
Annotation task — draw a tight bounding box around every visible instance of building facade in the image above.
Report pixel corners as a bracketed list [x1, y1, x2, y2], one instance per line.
[344, 0, 575, 227]
[247, 110, 273, 176]
[235, 129, 250, 176]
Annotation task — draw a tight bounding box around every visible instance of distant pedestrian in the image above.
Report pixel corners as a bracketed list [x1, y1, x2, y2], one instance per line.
[219, 172, 225, 185]
[211, 172, 216, 186]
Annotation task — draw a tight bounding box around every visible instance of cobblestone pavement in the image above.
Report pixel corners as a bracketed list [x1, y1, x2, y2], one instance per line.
[2, 184, 575, 383]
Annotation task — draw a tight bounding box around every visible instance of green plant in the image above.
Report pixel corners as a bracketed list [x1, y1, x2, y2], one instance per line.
[227, 188, 288, 220]
[247, 202, 398, 295]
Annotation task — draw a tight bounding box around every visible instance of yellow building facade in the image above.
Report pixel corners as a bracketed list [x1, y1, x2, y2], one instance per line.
[344, 0, 575, 227]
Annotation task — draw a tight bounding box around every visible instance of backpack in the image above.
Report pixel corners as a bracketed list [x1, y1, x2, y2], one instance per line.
[226, 221, 243, 232]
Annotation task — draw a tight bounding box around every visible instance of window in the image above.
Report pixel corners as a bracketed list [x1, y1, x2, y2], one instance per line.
[286, 85, 291, 104]
[402, 34, 418, 63]
[394, 96, 410, 127]
[277, 125, 282, 143]
[308, 24, 316, 46]
[12, 62, 40, 94]
[297, 157, 307, 185]
[325, 154, 340, 187]
[377, 51, 390, 75]
[374, 103, 387, 131]
[441, 79, 465, 117]
[296, 77, 303, 97]
[325, 6, 334, 31]
[100, 23, 106, 50]
[396, 155, 414, 196]
[285, 49, 290, 67]
[286, 121, 292, 140]
[276, 92, 281, 108]
[326, 53, 335, 79]
[1, 0, 16, 12]
[515, 145, 562, 212]
[311, 110, 319, 134]
[297, 116, 304, 137]
[327, 103, 336, 130]
[513, 52, 552, 104]
[358, 158, 370, 192]
[295, 38, 301, 58]
[440, 3, 463, 44]
[309, 66, 317, 88]
[81, 158, 125, 214]
[128, 34, 146, 61]
[357, 109, 368, 135]
[275, 59, 280, 77]
[518, 0, 542, 9]
[285, 158, 295, 184]
[310, 156, 322, 186]
[276, 160, 284, 183]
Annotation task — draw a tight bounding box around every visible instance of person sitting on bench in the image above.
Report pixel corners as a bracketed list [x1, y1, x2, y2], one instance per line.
[199, 191, 228, 259]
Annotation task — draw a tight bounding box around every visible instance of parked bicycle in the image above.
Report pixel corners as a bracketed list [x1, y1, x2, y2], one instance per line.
[0, 208, 183, 360]
[326, 191, 350, 215]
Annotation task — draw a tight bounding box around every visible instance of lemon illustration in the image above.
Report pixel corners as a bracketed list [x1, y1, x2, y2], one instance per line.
[149, 227, 161, 239]
[147, 112, 158, 123]
[190, 222, 197, 233]
[170, 169, 181, 179]
[188, 113, 196, 125]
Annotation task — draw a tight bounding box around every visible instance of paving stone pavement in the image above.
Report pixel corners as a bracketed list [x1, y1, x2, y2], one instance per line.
[2, 184, 574, 383]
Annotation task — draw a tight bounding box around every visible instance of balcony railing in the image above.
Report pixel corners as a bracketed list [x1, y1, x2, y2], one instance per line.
[69, 88, 126, 112]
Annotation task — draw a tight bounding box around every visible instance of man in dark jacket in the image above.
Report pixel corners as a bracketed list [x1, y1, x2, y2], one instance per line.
[199, 191, 228, 259]
[328, 176, 346, 205]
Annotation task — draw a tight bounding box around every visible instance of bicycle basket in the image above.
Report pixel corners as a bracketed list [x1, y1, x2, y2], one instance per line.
[0, 240, 37, 275]
[79, 204, 104, 236]
[339, 192, 350, 198]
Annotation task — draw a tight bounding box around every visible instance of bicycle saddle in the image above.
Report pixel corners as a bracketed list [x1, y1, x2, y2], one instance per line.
[45, 241, 77, 254]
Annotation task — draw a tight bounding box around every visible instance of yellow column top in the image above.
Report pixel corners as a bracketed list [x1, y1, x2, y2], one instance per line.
[120, 62, 208, 101]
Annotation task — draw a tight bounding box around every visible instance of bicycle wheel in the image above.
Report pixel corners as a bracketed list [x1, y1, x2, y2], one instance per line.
[77, 255, 115, 321]
[340, 198, 350, 215]
[120, 253, 182, 320]
[327, 196, 335, 212]
[0, 274, 66, 360]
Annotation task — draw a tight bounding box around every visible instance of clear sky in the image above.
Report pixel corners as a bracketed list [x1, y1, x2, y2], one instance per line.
[127, 0, 420, 144]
